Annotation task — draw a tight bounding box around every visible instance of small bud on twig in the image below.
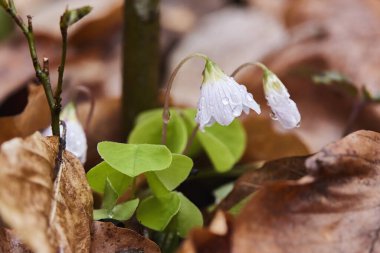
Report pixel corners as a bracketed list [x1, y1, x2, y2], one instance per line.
[43, 57, 50, 75]
[60, 6, 92, 29]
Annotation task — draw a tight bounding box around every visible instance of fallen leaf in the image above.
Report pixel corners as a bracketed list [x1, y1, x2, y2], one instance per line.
[91, 221, 160, 253]
[232, 130, 380, 253]
[0, 132, 93, 253]
[0, 35, 59, 104]
[177, 211, 233, 253]
[17, 0, 123, 42]
[0, 228, 32, 253]
[218, 156, 307, 211]
[0, 85, 50, 145]
[236, 0, 380, 153]
[241, 115, 309, 162]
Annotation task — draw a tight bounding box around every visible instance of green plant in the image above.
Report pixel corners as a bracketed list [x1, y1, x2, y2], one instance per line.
[87, 54, 299, 246]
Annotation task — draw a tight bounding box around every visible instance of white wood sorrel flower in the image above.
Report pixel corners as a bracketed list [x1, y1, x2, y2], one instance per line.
[262, 66, 301, 129]
[195, 59, 261, 131]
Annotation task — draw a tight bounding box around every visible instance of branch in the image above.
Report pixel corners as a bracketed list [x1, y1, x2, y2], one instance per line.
[2, 1, 59, 135]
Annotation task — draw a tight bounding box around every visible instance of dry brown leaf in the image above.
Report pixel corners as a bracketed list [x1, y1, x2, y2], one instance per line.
[0, 85, 50, 145]
[0, 35, 59, 104]
[0, 228, 32, 253]
[241, 115, 309, 162]
[177, 211, 233, 253]
[232, 130, 380, 253]
[237, 0, 380, 153]
[0, 132, 93, 253]
[16, 0, 123, 41]
[218, 156, 307, 211]
[91, 221, 160, 253]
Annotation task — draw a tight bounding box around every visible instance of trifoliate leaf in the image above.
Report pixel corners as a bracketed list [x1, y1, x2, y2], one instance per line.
[98, 142, 172, 177]
[146, 172, 170, 197]
[111, 198, 139, 221]
[93, 209, 109, 220]
[170, 193, 203, 237]
[154, 154, 193, 191]
[86, 162, 132, 196]
[183, 109, 246, 172]
[93, 199, 139, 221]
[101, 178, 119, 210]
[136, 192, 181, 231]
[129, 109, 188, 153]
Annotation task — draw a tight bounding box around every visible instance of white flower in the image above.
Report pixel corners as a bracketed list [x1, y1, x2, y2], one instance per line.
[262, 67, 301, 129]
[195, 59, 261, 131]
[41, 103, 87, 163]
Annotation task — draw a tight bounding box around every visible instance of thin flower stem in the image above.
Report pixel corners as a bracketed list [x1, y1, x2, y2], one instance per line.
[162, 53, 208, 144]
[231, 62, 268, 78]
[182, 123, 200, 155]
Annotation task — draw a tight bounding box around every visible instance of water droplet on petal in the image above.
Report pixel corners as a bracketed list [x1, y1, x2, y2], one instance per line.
[270, 111, 278, 120]
[222, 98, 229, 105]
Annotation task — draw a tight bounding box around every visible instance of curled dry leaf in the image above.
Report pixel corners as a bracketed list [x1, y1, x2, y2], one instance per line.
[232, 130, 380, 253]
[91, 221, 160, 253]
[0, 85, 50, 145]
[0, 132, 93, 253]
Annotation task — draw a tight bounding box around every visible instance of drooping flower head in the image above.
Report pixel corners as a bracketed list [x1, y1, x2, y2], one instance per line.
[42, 102, 88, 163]
[195, 59, 261, 131]
[261, 65, 301, 129]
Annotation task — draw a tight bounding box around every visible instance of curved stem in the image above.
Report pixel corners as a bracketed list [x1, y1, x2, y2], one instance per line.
[161, 53, 208, 144]
[231, 62, 268, 78]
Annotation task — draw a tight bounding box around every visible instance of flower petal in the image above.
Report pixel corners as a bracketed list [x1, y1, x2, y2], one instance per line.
[196, 59, 262, 130]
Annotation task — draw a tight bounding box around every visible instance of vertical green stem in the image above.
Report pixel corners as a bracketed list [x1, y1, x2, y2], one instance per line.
[122, 0, 160, 136]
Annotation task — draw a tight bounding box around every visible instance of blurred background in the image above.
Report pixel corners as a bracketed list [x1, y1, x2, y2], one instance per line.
[1, 0, 380, 170]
